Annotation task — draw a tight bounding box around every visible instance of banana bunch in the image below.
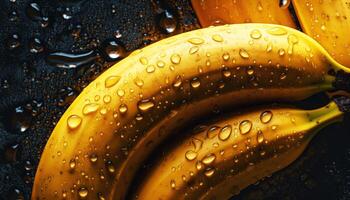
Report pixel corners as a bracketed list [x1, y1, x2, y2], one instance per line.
[130, 97, 350, 200]
[32, 23, 350, 200]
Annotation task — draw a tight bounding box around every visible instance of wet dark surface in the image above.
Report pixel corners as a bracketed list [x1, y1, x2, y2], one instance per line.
[0, 0, 349, 199]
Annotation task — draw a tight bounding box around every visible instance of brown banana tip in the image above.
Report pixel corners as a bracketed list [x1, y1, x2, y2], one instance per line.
[333, 70, 350, 93]
[334, 96, 350, 113]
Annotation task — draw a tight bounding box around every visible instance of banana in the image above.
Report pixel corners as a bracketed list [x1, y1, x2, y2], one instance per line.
[32, 23, 350, 200]
[130, 97, 350, 200]
[292, 0, 350, 67]
[191, 0, 296, 28]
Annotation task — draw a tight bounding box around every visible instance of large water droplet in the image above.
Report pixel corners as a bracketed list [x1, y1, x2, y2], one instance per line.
[137, 99, 155, 111]
[219, 125, 232, 141]
[134, 77, 144, 88]
[170, 54, 181, 64]
[157, 10, 177, 34]
[204, 168, 215, 177]
[202, 154, 216, 165]
[185, 150, 197, 161]
[239, 49, 250, 59]
[29, 37, 44, 54]
[106, 160, 115, 173]
[170, 180, 176, 189]
[101, 39, 127, 62]
[67, 115, 82, 129]
[190, 77, 201, 88]
[83, 103, 99, 115]
[105, 76, 121, 88]
[239, 120, 252, 135]
[260, 111, 273, 123]
[173, 75, 182, 88]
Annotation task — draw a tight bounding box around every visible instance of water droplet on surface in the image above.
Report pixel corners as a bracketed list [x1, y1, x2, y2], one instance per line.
[219, 125, 232, 141]
[222, 52, 230, 61]
[266, 42, 273, 52]
[279, 0, 290, 9]
[173, 75, 182, 88]
[137, 99, 155, 111]
[250, 29, 262, 39]
[139, 57, 148, 65]
[190, 77, 201, 88]
[196, 161, 203, 170]
[222, 68, 231, 77]
[212, 34, 224, 42]
[170, 180, 176, 189]
[83, 103, 99, 115]
[239, 120, 252, 135]
[134, 77, 144, 88]
[103, 95, 111, 103]
[67, 115, 82, 129]
[207, 126, 220, 139]
[89, 154, 98, 163]
[46, 51, 98, 69]
[78, 187, 88, 198]
[278, 49, 285, 56]
[170, 54, 181, 64]
[188, 38, 204, 45]
[192, 138, 203, 151]
[106, 161, 115, 173]
[204, 168, 215, 177]
[189, 46, 199, 54]
[119, 104, 128, 114]
[157, 10, 177, 34]
[257, 130, 264, 143]
[117, 89, 125, 97]
[157, 60, 165, 68]
[247, 68, 254, 75]
[202, 154, 216, 165]
[29, 37, 44, 53]
[105, 76, 121, 88]
[239, 49, 250, 59]
[260, 111, 273, 123]
[101, 39, 127, 62]
[267, 27, 288, 35]
[257, 2, 263, 11]
[69, 159, 76, 169]
[185, 150, 198, 161]
[26, 2, 43, 21]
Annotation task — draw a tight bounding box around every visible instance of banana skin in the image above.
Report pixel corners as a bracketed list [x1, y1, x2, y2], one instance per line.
[131, 98, 349, 200]
[32, 23, 350, 200]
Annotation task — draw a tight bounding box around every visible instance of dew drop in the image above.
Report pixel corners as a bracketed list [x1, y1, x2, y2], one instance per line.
[89, 154, 98, 163]
[212, 34, 224, 42]
[82, 103, 99, 115]
[257, 130, 264, 143]
[170, 54, 181, 64]
[267, 27, 288, 35]
[222, 68, 231, 77]
[101, 39, 127, 62]
[134, 77, 144, 88]
[139, 57, 148, 65]
[185, 150, 198, 161]
[188, 38, 204, 45]
[117, 89, 125, 97]
[157, 10, 177, 34]
[106, 161, 115, 173]
[202, 154, 216, 165]
[67, 115, 82, 130]
[192, 138, 203, 151]
[103, 95, 111, 103]
[279, 0, 290, 9]
[219, 125, 232, 141]
[170, 180, 176, 189]
[260, 111, 273, 123]
[266, 42, 273, 52]
[250, 29, 262, 39]
[239, 49, 250, 59]
[204, 168, 215, 177]
[222, 52, 230, 61]
[146, 65, 156, 73]
[78, 187, 88, 198]
[190, 77, 201, 88]
[137, 99, 155, 111]
[278, 48, 285, 56]
[196, 161, 203, 170]
[157, 60, 165, 68]
[119, 104, 128, 114]
[239, 120, 252, 135]
[105, 76, 121, 88]
[69, 159, 76, 169]
[173, 75, 182, 88]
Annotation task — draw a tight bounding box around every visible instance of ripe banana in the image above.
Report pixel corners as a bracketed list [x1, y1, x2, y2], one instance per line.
[191, 0, 297, 28]
[130, 97, 350, 200]
[32, 23, 350, 200]
[292, 0, 350, 67]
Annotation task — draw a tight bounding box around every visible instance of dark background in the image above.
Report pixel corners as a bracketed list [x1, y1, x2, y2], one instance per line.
[0, 0, 349, 199]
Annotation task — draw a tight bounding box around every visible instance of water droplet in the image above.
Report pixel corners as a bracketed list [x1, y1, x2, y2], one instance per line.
[105, 76, 121, 88]
[202, 154, 216, 165]
[288, 34, 299, 44]
[266, 42, 273, 52]
[185, 150, 198, 161]
[170, 180, 176, 189]
[173, 75, 182, 88]
[260, 111, 273, 123]
[90, 154, 98, 163]
[26, 2, 43, 21]
[207, 126, 220, 139]
[134, 77, 144, 88]
[222, 52, 230, 61]
[190, 77, 201, 88]
[103, 95, 111, 103]
[188, 38, 204, 45]
[267, 27, 288, 35]
[83, 103, 99, 115]
[279, 0, 290, 9]
[212, 34, 223, 42]
[170, 54, 181, 64]
[29, 37, 44, 54]
[239, 120, 252, 135]
[157, 10, 177, 34]
[157, 60, 165, 68]
[271, 125, 278, 130]
[101, 39, 127, 62]
[69, 159, 76, 169]
[257, 130, 264, 143]
[139, 57, 148, 65]
[247, 68, 254, 75]
[250, 29, 262, 39]
[7, 34, 21, 50]
[67, 115, 82, 129]
[219, 125, 232, 141]
[204, 168, 215, 177]
[46, 51, 98, 69]
[239, 49, 250, 59]
[222, 68, 231, 77]
[78, 187, 88, 198]
[146, 65, 155, 73]
[192, 138, 203, 151]
[119, 104, 128, 114]
[106, 161, 115, 173]
[189, 46, 199, 54]
[321, 24, 326, 31]
[196, 161, 203, 170]
[278, 48, 285, 56]
[137, 99, 155, 111]
[280, 73, 287, 80]
[257, 2, 263, 11]
[117, 89, 125, 97]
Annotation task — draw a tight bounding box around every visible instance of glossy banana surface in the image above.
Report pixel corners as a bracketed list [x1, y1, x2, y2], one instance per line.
[32, 23, 350, 200]
[132, 100, 346, 200]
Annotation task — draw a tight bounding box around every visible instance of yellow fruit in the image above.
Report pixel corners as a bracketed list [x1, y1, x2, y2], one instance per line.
[293, 0, 350, 67]
[191, 0, 296, 28]
[32, 23, 350, 200]
[131, 98, 348, 199]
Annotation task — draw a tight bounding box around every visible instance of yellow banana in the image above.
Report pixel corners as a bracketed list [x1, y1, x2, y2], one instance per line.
[292, 0, 350, 67]
[32, 23, 350, 200]
[131, 97, 350, 200]
[191, 0, 297, 28]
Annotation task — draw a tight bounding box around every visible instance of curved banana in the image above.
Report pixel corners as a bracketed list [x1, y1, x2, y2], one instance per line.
[131, 97, 350, 200]
[32, 23, 350, 200]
